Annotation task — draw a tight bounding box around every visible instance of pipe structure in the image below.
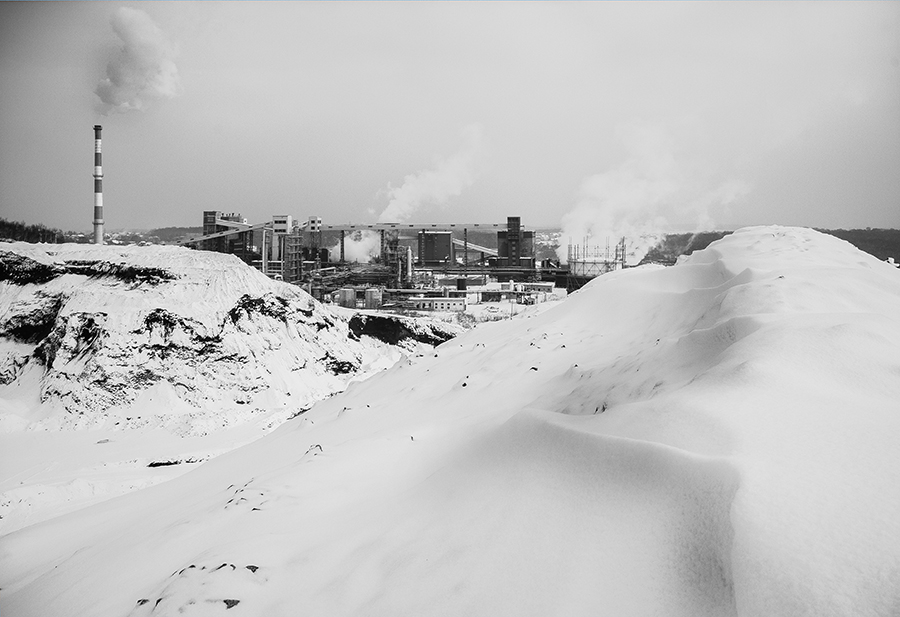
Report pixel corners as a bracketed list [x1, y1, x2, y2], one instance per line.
[463, 228, 468, 272]
[92, 125, 104, 244]
[261, 227, 268, 275]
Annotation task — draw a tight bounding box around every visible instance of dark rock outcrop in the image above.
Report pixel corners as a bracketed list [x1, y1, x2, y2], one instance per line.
[348, 313, 456, 347]
[0, 251, 64, 285]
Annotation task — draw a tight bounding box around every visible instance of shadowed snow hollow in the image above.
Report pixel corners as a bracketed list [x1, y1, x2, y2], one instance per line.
[1, 227, 898, 617]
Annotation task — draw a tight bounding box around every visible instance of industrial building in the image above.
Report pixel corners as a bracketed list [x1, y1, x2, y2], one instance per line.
[200, 211, 256, 263]
[566, 237, 626, 289]
[284, 217, 328, 283]
[491, 216, 535, 268]
[180, 212, 579, 307]
[409, 297, 467, 312]
[89, 126, 614, 297]
[417, 231, 454, 267]
[186, 215, 532, 276]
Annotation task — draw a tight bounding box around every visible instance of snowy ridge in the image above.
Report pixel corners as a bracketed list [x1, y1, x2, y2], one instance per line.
[0, 243, 458, 435]
[1, 227, 899, 616]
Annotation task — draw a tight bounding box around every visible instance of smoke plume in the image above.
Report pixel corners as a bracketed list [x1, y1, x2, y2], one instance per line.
[557, 123, 749, 263]
[328, 230, 381, 264]
[95, 8, 181, 114]
[378, 124, 483, 223]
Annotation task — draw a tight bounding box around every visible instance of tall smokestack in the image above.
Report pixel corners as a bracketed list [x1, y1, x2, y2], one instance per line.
[93, 125, 104, 244]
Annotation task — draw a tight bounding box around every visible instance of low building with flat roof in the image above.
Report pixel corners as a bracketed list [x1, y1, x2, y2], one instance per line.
[409, 296, 466, 312]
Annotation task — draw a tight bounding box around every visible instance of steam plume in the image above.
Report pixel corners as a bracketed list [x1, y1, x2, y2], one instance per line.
[378, 124, 483, 223]
[95, 8, 181, 115]
[557, 123, 749, 263]
[328, 230, 381, 264]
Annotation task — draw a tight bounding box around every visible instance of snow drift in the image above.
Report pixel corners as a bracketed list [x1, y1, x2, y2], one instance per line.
[1, 227, 899, 616]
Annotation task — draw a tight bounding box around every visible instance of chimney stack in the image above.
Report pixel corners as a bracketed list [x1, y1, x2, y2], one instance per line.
[93, 125, 104, 245]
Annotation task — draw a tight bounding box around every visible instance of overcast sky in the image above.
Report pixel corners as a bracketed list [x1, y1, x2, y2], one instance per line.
[1, 2, 898, 237]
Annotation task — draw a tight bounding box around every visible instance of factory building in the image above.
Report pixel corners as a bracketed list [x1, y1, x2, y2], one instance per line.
[271, 215, 292, 261]
[492, 216, 535, 268]
[336, 288, 357, 308]
[253, 215, 292, 280]
[332, 287, 386, 309]
[365, 287, 383, 309]
[186, 213, 544, 292]
[201, 211, 254, 263]
[284, 217, 327, 283]
[409, 297, 467, 312]
[417, 231, 454, 266]
[566, 238, 626, 289]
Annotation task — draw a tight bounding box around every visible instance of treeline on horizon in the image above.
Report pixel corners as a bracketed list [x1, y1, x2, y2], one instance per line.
[0, 218, 69, 243]
[0, 219, 201, 244]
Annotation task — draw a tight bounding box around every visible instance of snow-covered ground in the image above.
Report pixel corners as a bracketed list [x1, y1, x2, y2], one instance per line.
[0, 243, 460, 533]
[2, 226, 900, 616]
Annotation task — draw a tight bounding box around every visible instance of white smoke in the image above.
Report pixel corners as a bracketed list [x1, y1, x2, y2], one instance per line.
[378, 124, 484, 223]
[557, 123, 750, 263]
[95, 8, 181, 114]
[328, 230, 381, 264]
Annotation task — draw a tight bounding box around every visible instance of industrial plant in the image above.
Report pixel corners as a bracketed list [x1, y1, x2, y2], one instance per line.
[88, 125, 626, 309]
[181, 212, 556, 307]
[177, 210, 629, 311]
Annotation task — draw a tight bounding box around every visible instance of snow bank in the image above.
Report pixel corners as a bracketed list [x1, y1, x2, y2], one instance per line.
[1, 227, 898, 616]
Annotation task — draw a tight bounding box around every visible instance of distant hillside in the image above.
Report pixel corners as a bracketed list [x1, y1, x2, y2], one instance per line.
[639, 232, 732, 265]
[640, 228, 900, 265]
[816, 229, 900, 262]
[0, 220, 204, 246]
[146, 227, 203, 243]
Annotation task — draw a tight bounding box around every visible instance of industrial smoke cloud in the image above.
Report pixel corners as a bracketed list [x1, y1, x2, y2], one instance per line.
[378, 124, 484, 223]
[95, 7, 181, 114]
[557, 123, 750, 263]
[339, 125, 483, 262]
[328, 230, 382, 264]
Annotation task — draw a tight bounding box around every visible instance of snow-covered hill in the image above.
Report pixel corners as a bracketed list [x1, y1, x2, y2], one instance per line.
[2, 227, 899, 616]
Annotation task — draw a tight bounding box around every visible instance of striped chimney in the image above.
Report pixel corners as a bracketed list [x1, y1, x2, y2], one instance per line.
[93, 125, 104, 245]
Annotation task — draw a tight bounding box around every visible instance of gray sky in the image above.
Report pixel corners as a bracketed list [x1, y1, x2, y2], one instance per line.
[1, 2, 898, 237]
